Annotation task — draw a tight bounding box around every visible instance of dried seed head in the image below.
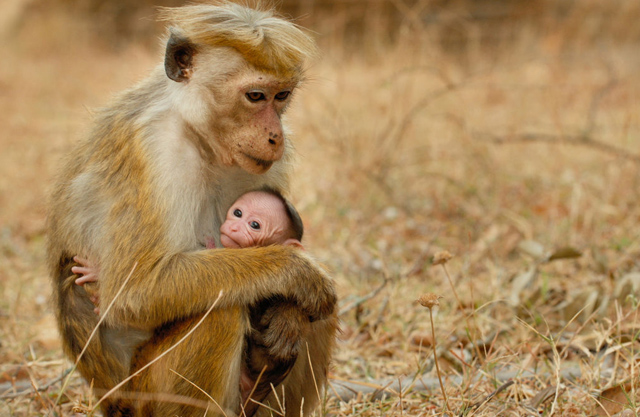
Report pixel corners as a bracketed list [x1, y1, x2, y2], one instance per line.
[418, 293, 442, 309]
[432, 251, 453, 265]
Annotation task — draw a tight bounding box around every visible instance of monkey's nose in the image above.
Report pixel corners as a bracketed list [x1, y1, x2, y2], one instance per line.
[267, 131, 282, 147]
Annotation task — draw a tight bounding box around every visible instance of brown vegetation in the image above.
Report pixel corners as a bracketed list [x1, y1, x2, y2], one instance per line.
[1, 1, 639, 415]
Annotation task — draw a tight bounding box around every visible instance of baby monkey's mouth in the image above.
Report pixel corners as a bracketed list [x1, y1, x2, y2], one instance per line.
[220, 232, 240, 249]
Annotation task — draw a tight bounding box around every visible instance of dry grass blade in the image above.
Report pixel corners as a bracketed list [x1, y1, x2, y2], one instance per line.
[170, 369, 226, 417]
[529, 385, 560, 410]
[516, 317, 565, 415]
[241, 365, 268, 415]
[306, 341, 321, 404]
[418, 292, 450, 413]
[248, 398, 284, 417]
[467, 380, 514, 415]
[268, 383, 285, 415]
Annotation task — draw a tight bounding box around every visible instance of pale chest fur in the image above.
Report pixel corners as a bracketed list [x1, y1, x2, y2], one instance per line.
[147, 119, 292, 251]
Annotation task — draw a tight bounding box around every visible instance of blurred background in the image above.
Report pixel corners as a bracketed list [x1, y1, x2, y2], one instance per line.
[1, 0, 639, 415]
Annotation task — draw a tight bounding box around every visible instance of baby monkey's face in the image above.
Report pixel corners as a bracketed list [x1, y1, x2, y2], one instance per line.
[220, 191, 290, 248]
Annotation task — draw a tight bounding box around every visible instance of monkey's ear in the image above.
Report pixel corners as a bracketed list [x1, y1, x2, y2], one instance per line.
[164, 31, 196, 82]
[283, 239, 304, 251]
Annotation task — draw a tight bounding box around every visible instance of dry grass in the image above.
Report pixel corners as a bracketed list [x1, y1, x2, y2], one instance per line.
[1, 1, 640, 416]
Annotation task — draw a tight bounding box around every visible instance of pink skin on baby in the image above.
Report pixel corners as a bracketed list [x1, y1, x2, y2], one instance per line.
[220, 191, 302, 249]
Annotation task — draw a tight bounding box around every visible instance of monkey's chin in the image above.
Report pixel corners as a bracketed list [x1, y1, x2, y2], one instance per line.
[237, 153, 275, 175]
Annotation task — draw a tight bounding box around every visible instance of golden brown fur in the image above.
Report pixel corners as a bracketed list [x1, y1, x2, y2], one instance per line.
[48, 2, 337, 416]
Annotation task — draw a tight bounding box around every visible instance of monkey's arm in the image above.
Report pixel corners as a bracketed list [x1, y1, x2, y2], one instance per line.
[99, 245, 335, 330]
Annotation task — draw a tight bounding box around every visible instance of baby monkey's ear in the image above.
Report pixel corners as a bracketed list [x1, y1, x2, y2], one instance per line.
[283, 239, 304, 251]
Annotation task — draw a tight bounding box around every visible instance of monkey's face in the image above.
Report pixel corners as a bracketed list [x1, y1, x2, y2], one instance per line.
[204, 68, 298, 175]
[220, 191, 290, 248]
[166, 42, 301, 175]
[226, 75, 297, 175]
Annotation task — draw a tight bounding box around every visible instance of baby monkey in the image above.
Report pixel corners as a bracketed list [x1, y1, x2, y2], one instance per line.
[73, 189, 309, 410]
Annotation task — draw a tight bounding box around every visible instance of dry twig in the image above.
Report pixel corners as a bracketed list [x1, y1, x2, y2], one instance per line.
[0, 368, 73, 400]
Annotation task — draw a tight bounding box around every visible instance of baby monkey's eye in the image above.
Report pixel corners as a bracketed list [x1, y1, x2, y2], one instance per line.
[233, 209, 242, 218]
[249, 221, 260, 230]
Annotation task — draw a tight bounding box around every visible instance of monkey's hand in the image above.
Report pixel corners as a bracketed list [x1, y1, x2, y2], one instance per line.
[250, 300, 309, 363]
[279, 249, 337, 322]
[72, 257, 98, 285]
[72, 256, 101, 315]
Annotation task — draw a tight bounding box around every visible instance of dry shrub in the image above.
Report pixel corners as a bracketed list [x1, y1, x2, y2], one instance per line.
[1, 1, 640, 416]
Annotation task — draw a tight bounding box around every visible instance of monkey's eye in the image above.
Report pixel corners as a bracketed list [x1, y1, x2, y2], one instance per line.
[274, 91, 291, 101]
[246, 91, 266, 102]
[233, 209, 242, 218]
[249, 221, 261, 230]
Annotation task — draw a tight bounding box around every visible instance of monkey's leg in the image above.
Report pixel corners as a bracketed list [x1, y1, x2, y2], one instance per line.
[253, 316, 338, 417]
[128, 307, 247, 417]
[56, 270, 138, 413]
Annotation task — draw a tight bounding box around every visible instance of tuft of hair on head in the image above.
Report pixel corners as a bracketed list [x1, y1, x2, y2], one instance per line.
[158, 1, 318, 78]
[257, 186, 304, 241]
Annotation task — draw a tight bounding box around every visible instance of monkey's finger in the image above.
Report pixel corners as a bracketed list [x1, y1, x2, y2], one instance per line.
[75, 273, 98, 285]
[73, 256, 93, 268]
[72, 266, 93, 275]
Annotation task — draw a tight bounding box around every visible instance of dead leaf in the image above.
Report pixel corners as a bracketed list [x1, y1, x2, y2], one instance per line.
[595, 381, 640, 416]
[562, 289, 600, 322]
[518, 240, 546, 259]
[612, 409, 637, 417]
[547, 247, 582, 262]
[613, 272, 640, 302]
[509, 266, 538, 306]
[409, 332, 434, 348]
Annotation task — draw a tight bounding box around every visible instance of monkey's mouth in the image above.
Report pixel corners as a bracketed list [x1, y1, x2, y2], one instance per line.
[220, 233, 241, 249]
[242, 153, 274, 170]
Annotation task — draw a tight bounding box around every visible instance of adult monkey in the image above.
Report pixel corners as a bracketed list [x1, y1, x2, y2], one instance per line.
[47, 2, 337, 416]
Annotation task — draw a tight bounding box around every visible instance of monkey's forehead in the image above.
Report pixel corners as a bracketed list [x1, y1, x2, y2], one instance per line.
[234, 70, 301, 90]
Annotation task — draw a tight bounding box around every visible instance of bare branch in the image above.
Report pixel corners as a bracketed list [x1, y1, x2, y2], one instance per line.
[0, 368, 72, 400]
[483, 132, 640, 164]
[338, 276, 390, 316]
[329, 366, 581, 403]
